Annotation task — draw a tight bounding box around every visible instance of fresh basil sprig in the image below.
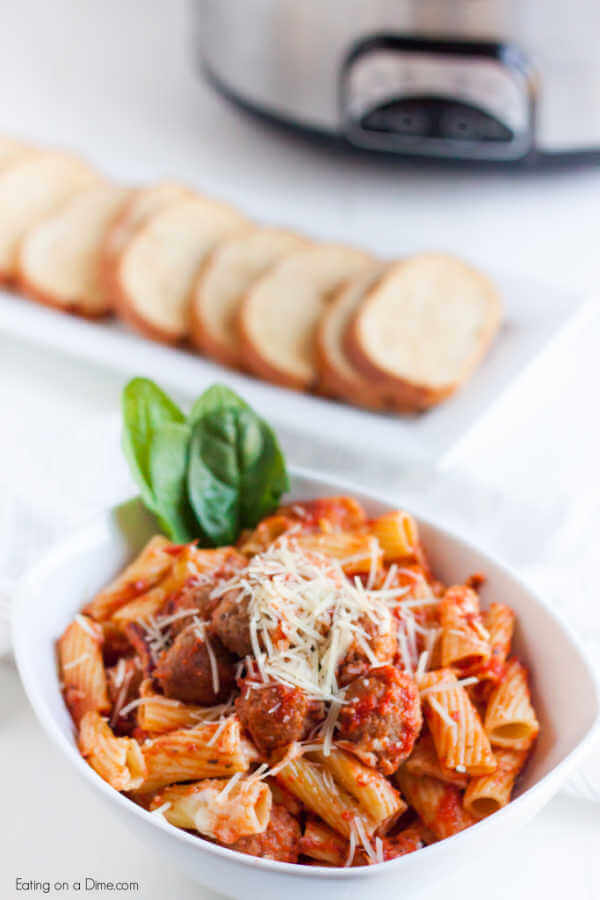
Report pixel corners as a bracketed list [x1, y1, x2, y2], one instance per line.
[121, 378, 289, 545]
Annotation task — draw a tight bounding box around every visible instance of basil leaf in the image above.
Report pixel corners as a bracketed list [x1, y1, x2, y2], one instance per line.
[237, 410, 289, 527]
[121, 377, 185, 511]
[188, 383, 249, 426]
[148, 422, 198, 542]
[187, 390, 288, 546]
[187, 414, 240, 545]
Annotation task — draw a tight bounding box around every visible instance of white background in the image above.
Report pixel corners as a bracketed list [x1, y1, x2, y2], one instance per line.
[1, 2, 599, 898]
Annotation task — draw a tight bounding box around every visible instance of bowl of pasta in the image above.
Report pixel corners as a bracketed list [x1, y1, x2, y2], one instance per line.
[12, 469, 599, 900]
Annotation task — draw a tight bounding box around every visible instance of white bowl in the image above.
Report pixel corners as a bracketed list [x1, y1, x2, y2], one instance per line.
[12, 468, 600, 900]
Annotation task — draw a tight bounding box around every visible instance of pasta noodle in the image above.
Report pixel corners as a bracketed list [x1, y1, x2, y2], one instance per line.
[295, 532, 383, 576]
[463, 748, 529, 818]
[135, 679, 217, 733]
[299, 819, 349, 866]
[370, 511, 419, 562]
[58, 615, 110, 725]
[403, 733, 469, 788]
[79, 711, 146, 791]
[308, 747, 406, 832]
[84, 536, 175, 621]
[136, 717, 259, 793]
[149, 776, 271, 844]
[484, 659, 539, 748]
[420, 669, 497, 775]
[396, 771, 476, 840]
[275, 754, 378, 839]
[439, 585, 490, 672]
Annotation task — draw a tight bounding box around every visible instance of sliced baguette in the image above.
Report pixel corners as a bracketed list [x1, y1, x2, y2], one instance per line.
[346, 253, 502, 409]
[0, 137, 39, 170]
[114, 197, 250, 343]
[100, 181, 193, 308]
[190, 227, 310, 368]
[17, 184, 131, 317]
[316, 263, 403, 410]
[0, 152, 99, 281]
[238, 244, 372, 391]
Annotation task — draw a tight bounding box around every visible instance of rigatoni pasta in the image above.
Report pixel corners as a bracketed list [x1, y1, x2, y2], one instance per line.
[83, 535, 174, 621]
[396, 771, 476, 840]
[274, 754, 378, 839]
[137, 718, 258, 793]
[439, 585, 490, 673]
[420, 669, 497, 776]
[308, 747, 406, 832]
[150, 777, 272, 844]
[59, 494, 539, 867]
[484, 659, 539, 748]
[403, 733, 469, 788]
[79, 711, 146, 791]
[58, 614, 110, 725]
[464, 748, 530, 819]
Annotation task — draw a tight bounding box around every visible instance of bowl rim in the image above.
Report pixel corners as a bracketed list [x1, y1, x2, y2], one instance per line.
[11, 464, 600, 881]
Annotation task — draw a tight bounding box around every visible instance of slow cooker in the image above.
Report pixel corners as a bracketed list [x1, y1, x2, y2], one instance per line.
[195, 1, 600, 166]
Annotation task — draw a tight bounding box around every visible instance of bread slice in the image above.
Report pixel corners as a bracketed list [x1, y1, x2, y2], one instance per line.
[0, 137, 39, 170]
[0, 152, 99, 281]
[114, 197, 250, 343]
[100, 181, 193, 308]
[346, 253, 502, 409]
[316, 263, 397, 410]
[190, 227, 310, 368]
[18, 184, 131, 317]
[238, 244, 372, 391]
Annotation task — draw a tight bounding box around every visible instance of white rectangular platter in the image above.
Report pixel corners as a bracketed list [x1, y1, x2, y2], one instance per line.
[0, 271, 590, 464]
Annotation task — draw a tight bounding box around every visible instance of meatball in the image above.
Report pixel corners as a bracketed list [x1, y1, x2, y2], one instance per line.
[236, 679, 313, 755]
[161, 550, 248, 638]
[211, 589, 252, 657]
[161, 583, 217, 638]
[154, 626, 235, 704]
[337, 665, 422, 775]
[227, 804, 300, 863]
[337, 609, 397, 687]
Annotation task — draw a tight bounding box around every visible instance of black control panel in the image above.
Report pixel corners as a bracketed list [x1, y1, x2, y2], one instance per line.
[340, 36, 535, 160]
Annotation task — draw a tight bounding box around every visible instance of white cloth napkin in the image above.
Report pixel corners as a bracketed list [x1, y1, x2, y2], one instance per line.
[1, 422, 598, 801]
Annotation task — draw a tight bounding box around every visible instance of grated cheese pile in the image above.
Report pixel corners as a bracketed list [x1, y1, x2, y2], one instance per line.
[210, 537, 425, 706]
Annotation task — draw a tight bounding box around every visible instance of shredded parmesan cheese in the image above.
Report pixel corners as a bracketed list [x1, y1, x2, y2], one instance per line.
[420, 676, 478, 695]
[75, 614, 97, 638]
[353, 816, 377, 864]
[151, 801, 172, 817]
[211, 539, 395, 703]
[427, 696, 458, 734]
[119, 695, 181, 718]
[62, 652, 90, 671]
[345, 826, 357, 867]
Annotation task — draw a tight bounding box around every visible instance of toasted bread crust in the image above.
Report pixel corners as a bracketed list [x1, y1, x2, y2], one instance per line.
[0, 152, 100, 282]
[238, 244, 372, 391]
[17, 184, 131, 318]
[17, 269, 111, 319]
[190, 227, 309, 369]
[316, 265, 393, 410]
[114, 197, 249, 344]
[100, 182, 193, 311]
[345, 254, 502, 409]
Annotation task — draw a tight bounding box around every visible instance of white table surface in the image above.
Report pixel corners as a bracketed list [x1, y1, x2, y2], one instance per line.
[1, 2, 600, 898]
